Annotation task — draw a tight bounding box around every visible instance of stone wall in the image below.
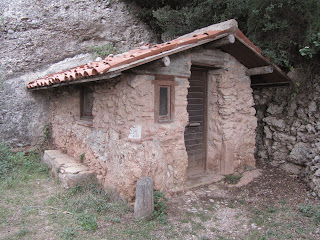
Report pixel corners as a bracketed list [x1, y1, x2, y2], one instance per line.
[254, 71, 320, 196]
[48, 48, 258, 200]
[0, 0, 155, 146]
[207, 53, 257, 174]
[50, 73, 189, 201]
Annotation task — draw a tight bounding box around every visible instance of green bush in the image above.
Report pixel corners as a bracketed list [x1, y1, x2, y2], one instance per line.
[152, 189, 168, 223]
[224, 173, 242, 184]
[300, 32, 320, 59]
[90, 43, 117, 58]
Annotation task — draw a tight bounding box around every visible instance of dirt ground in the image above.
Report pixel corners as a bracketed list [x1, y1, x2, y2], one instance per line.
[166, 161, 320, 239]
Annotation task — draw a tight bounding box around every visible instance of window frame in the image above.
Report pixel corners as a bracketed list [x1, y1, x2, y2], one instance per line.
[154, 78, 175, 123]
[80, 86, 94, 121]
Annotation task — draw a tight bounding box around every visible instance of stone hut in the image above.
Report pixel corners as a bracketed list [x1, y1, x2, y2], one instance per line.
[27, 20, 291, 201]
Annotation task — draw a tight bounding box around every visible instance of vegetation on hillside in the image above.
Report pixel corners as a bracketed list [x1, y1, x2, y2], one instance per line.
[90, 43, 118, 58]
[124, 0, 320, 70]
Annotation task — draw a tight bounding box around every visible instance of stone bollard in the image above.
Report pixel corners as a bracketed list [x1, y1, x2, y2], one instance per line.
[134, 177, 154, 220]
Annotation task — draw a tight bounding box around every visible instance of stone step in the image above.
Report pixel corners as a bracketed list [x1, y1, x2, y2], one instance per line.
[185, 172, 224, 190]
[42, 150, 96, 189]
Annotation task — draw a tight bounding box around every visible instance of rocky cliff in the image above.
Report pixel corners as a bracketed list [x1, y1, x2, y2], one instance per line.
[0, 0, 155, 146]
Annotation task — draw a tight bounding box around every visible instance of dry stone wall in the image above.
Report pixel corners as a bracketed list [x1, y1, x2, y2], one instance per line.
[50, 73, 189, 201]
[0, 0, 155, 146]
[254, 71, 320, 197]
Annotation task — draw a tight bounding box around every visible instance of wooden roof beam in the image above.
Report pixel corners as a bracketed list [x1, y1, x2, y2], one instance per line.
[251, 82, 291, 88]
[153, 56, 171, 68]
[246, 65, 273, 76]
[207, 34, 235, 48]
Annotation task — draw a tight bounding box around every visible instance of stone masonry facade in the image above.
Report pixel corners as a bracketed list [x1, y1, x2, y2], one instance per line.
[49, 49, 257, 201]
[207, 54, 257, 174]
[51, 73, 189, 202]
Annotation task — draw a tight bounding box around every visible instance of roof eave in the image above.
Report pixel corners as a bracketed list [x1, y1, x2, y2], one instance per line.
[27, 19, 291, 90]
[221, 30, 292, 86]
[28, 27, 236, 90]
[27, 72, 122, 91]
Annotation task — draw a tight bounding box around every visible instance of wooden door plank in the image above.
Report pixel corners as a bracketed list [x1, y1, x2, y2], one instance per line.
[184, 67, 208, 176]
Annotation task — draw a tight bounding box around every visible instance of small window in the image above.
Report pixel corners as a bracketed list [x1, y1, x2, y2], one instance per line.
[154, 79, 175, 123]
[80, 87, 94, 120]
[159, 87, 169, 116]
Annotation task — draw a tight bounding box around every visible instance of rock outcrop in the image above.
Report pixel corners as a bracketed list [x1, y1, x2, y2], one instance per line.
[0, 0, 155, 146]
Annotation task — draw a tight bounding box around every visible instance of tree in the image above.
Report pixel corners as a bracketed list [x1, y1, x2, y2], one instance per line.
[124, 0, 320, 70]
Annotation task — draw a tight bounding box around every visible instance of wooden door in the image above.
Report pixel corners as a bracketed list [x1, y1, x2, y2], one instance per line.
[184, 67, 207, 176]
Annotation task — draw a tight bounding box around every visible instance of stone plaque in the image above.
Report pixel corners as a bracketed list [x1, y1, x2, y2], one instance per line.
[128, 125, 142, 139]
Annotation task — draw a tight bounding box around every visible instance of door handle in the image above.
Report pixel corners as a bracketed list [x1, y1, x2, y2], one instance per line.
[188, 122, 200, 127]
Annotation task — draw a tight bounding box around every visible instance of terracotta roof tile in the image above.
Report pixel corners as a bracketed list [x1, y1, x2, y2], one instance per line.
[27, 28, 236, 89]
[27, 20, 289, 89]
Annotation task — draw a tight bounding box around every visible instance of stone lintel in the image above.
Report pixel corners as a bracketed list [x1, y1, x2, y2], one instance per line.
[191, 48, 226, 69]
